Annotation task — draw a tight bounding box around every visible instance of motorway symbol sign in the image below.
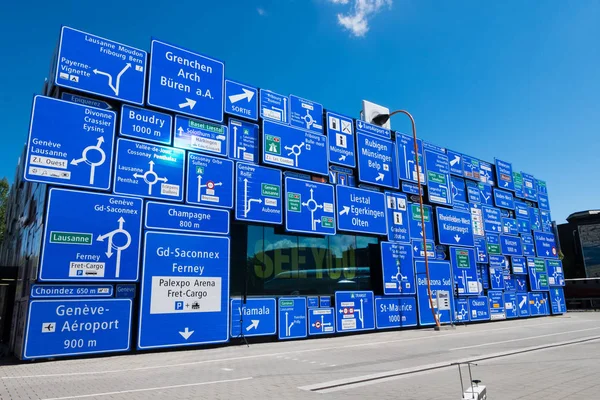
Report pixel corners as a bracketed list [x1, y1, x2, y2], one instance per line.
[327, 111, 356, 168]
[549, 288, 566, 315]
[474, 237, 488, 263]
[229, 119, 259, 163]
[25, 96, 116, 190]
[335, 291, 375, 332]
[450, 247, 479, 295]
[462, 155, 480, 181]
[521, 234, 536, 257]
[478, 183, 493, 206]
[308, 308, 335, 335]
[412, 239, 435, 259]
[278, 297, 307, 340]
[486, 234, 501, 255]
[381, 242, 415, 295]
[230, 298, 276, 338]
[114, 138, 185, 201]
[447, 150, 463, 176]
[500, 234, 522, 256]
[455, 298, 470, 322]
[466, 181, 481, 203]
[469, 297, 491, 321]
[144, 202, 229, 236]
[375, 297, 418, 329]
[357, 133, 398, 189]
[174, 115, 228, 157]
[41, 189, 142, 281]
[409, 203, 434, 240]
[61, 92, 113, 110]
[495, 159, 515, 191]
[527, 258, 549, 291]
[235, 163, 282, 224]
[517, 292, 530, 317]
[356, 119, 390, 139]
[435, 207, 475, 247]
[385, 192, 410, 243]
[489, 265, 505, 290]
[534, 231, 558, 258]
[186, 153, 234, 209]
[336, 186, 387, 235]
[511, 256, 527, 274]
[528, 292, 547, 316]
[482, 206, 502, 234]
[262, 120, 328, 175]
[521, 172, 538, 201]
[493, 188, 515, 210]
[502, 218, 519, 236]
[546, 260, 565, 286]
[488, 290, 506, 320]
[138, 232, 230, 349]
[396, 133, 425, 184]
[415, 260, 454, 326]
[285, 177, 335, 235]
[478, 161, 494, 185]
[55, 27, 146, 104]
[260, 89, 288, 123]
[451, 176, 467, 204]
[23, 299, 132, 360]
[120, 105, 172, 145]
[30, 285, 113, 299]
[225, 80, 257, 120]
[289, 95, 323, 133]
[504, 292, 519, 319]
[540, 209, 553, 233]
[425, 149, 451, 206]
[148, 40, 224, 122]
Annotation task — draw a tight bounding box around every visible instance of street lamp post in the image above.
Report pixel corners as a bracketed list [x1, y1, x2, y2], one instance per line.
[372, 110, 441, 330]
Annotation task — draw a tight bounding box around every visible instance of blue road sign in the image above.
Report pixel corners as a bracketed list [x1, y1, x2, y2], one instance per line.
[230, 298, 276, 338]
[402, 181, 422, 196]
[493, 189, 514, 210]
[474, 237, 488, 263]
[521, 172, 538, 201]
[511, 256, 527, 274]
[409, 203, 434, 240]
[41, 189, 142, 282]
[488, 290, 506, 320]
[482, 206, 502, 234]
[307, 296, 319, 308]
[538, 193, 550, 211]
[513, 171, 525, 199]
[450, 247, 479, 295]
[415, 260, 454, 326]
[308, 308, 335, 335]
[528, 292, 547, 316]
[396, 133, 425, 184]
[23, 299, 132, 360]
[479, 263, 490, 289]
[534, 231, 558, 258]
[495, 159, 515, 191]
[355, 120, 391, 139]
[381, 242, 415, 295]
[138, 232, 229, 349]
[144, 202, 229, 236]
[278, 297, 307, 340]
[425, 149, 451, 206]
[335, 291, 375, 332]
[447, 150, 464, 176]
[547, 260, 565, 286]
[504, 292, 518, 319]
[466, 181, 481, 203]
[235, 163, 282, 224]
[148, 40, 224, 122]
[469, 297, 491, 321]
[489, 255, 508, 268]
[186, 153, 234, 209]
[502, 218, 518, 236]
[120, 105, 172, 145]
[462, 155, 480, 181]
[549, 288, 566, 314]
[412, 240, 436, 259]
[516, 292, 530, 317]
[174, 115, 227, 157]
[470, 204, 485, 237]
[479, 161, 494, 185]
[478, 183, 493, 206]
[229, 119, 259, 163]
[435, 207, 475, 247]
[515, 276, 528, 292]
[375, 297, 418, 329]
[289, 95, 323, 133]
[517, 218, 531, 235]
[24, 96, 116, 190]
[262, 120, 328, 175]
[55, 27, 146, 104]
[489, 265, 505, 290]
[530, 207, 542, 231]
[224, 80, 258, 120]
[527, 258, 549, 291]
[114, 138, 184, 201]
[285, 177, 336, 235]
[61, 92, 113, 110]
[521, 234, 536, 257]
[537, 179, 548, 194]
[486, 234, 501, 255]
[320, 296, 331, 307]
[451, 176, 467, 204]
[514, 200, 530, 220]
[260, 89, 288, 123]
[385, 192, 410, 243]
[326, 112, 356, 168]
[335, 186, 387, 235]
[540, 210, 553, 233]
[30, 285, 113, 298]
[357, 133, 398, 189]
[116, 284, 136, 298]
[455, 298, 470, 322]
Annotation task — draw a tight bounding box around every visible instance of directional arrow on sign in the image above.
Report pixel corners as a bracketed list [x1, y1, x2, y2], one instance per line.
[375, 173, 385, 182]
[454, 234, 461, 243]
[504, 181, 509, 187]
[449, 155, 461, 167]
[339, 155, 347, 161]
[246, 320, 260, 331]
[179, 98, 197, 110]
[339, 206, 350, 216]
[179, 327, 194, 340]
[229, 88, 255, 104]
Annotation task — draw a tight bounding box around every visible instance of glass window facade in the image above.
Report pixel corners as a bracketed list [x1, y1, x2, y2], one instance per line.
[579, 223, 600, 278]
[229, 224, 379, 296]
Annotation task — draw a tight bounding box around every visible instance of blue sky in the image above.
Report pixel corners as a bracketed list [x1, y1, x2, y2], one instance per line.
[1, 0, 598, 223]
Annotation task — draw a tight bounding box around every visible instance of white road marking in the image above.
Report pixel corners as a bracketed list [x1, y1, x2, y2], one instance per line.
[42, 377, 253, 400]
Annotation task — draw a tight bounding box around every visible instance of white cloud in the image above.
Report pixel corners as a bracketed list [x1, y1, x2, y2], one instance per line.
[257, 7, 267, 16]
[327, 0, 392, 37]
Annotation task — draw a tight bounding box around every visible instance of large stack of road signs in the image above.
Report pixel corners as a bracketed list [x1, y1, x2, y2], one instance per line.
[1, 26, 566, 360]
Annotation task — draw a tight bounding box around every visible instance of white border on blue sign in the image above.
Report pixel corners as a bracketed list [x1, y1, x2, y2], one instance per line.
[229, 297, 277, 337]
[225, 80, 258, 121]
[356, 132, 399, 190]
[144, 201, 230, 235]
[277, 296, 308, 340]
[284, 177, 336, 236]
[185, 152, 234, 209]
[334, 290, 375, 333]
[325, 111, 356, 168]
[334, 185, 387, 236]
[234, 162, 283, 224]
[119, 104, 173, 145]
[374, 297, 418, 329]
